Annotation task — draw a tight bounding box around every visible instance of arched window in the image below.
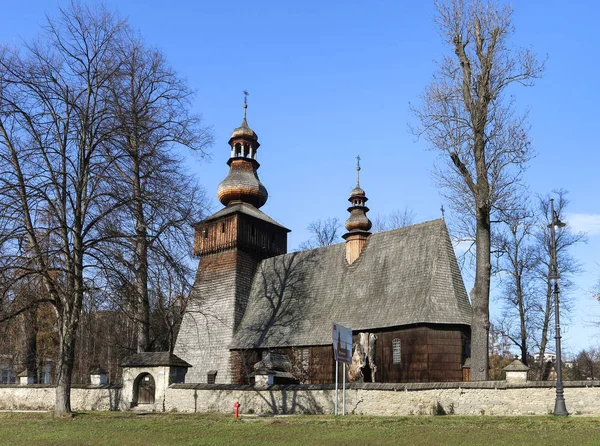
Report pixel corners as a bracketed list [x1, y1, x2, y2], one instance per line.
[392, 338, 401, 364]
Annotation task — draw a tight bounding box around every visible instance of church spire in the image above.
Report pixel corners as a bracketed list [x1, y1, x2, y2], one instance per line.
[217, 93, 268, 208]
[343, 156, 372, 264]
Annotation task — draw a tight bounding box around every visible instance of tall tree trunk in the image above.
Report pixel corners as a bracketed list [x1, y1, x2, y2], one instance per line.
[135, 238, 149, 353]
[470, 211, 491, 381]
[134, 156, 150, 353]
[23, 307, 38, 383]
[517, 279, 528, 366]
[54, 317, 77, 416]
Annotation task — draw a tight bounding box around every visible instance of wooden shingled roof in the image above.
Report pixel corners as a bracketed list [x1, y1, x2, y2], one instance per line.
[230, 219, 472, 349]
[197, 201, 290, 230]
[120, 352, 192, 368]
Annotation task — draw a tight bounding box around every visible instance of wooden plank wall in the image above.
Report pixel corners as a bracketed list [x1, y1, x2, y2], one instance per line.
[194, 214, 287, 258]
[375, 326, 465, 382]
[230, 325, 469, 384]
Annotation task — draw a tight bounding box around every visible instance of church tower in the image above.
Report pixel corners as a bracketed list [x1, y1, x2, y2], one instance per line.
[343, 156, 372, 264]
[174, 97, 289, 384]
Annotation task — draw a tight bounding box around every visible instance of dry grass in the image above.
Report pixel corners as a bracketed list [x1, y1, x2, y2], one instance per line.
[1, 411, 600, 445]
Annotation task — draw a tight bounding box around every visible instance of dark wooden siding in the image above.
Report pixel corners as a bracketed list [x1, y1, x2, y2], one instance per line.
[375, 325, 466, 382]
[231, 345, 335, 385]
[231, 324, 469, 384]
[194, 215, 238, 255]
[194, 213, 287, 258]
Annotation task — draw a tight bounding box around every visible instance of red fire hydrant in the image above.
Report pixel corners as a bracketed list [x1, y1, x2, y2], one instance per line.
[234, 401, 240, 419]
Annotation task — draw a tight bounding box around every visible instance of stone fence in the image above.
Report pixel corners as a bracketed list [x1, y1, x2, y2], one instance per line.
[0, 384, 124, 411]
[2, 381, 600, 416]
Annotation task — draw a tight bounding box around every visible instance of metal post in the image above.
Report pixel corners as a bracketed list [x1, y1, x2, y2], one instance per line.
[549, 198, 568, 417]
[342, 362, 346, 416]
[335, 361, 338, 416]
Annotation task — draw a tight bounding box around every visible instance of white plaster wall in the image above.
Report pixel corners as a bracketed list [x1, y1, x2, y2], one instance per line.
[121, 366, 170, 411]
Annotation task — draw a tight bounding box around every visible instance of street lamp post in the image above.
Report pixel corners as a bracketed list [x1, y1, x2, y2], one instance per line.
[548, 198, 568, 417]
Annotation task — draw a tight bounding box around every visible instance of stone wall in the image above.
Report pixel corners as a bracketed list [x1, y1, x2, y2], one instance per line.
[164, 382, 600, 416]
[3, 381, 600, 415]
[0, 385, 123, 411]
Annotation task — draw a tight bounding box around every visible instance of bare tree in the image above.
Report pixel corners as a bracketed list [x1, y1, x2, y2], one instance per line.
[575, 348, 600, 381]
[298, 218, 342, 250]
[412, 0, 544, 379]
[371, 207, 416, 232]
[99, 31, 211, 353]
[496, 205, 538, 366]
[0, 3, 126, 415]
[533, 191, 586, 379]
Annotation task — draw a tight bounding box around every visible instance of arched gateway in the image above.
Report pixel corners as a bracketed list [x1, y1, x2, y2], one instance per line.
[121, 352, 191, 410]
[134, 373, 155, 405]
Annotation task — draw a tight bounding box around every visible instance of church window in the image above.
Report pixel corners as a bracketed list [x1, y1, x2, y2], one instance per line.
[207, 370, 217, 384]
[392, 338, 401, 364]
[221, 223, 225, 233]
[203, 228, 208, 238]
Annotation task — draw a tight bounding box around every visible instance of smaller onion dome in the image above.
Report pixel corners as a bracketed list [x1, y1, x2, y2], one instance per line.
[344, 156, 372, 233]
[350, 185, 366, 197]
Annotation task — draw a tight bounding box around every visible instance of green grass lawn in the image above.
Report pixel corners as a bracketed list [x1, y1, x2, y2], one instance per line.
[1, 412, 599, 446]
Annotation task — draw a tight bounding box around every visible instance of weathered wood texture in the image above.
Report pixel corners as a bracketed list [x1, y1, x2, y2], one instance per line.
[174, 250, 260, 384]
[231, 345, 335, 385]
[194, 213, 287, 258]
[375, 325, 468, 382]
[231, 324, 469, 384]
[176, 210, 289, 384]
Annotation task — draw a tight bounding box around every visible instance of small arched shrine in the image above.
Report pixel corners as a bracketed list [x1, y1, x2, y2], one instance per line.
[121, 352, 191, 410]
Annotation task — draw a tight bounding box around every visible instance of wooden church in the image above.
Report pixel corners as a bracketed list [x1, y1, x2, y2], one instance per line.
[174, 102, 472, 385]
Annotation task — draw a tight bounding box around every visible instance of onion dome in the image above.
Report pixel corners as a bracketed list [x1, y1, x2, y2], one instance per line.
[344, 156, 372, 234]
[217, 158, 268, 208]
[217, 94, 268, 208]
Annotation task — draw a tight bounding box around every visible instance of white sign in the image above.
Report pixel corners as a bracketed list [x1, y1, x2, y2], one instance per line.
[332, 323, 352, 364]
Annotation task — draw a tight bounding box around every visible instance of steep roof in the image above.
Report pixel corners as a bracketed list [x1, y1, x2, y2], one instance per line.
[120, 352, 191, 368]
[503, 359, 530, 371]
[198, 202, 290, 231]
[230, 219, 471, 349]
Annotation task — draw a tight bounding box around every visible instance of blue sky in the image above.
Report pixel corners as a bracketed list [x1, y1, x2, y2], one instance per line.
[2, 1, 599, 355]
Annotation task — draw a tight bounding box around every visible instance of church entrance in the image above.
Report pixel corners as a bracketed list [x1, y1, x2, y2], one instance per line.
[134, 373, 155, 405]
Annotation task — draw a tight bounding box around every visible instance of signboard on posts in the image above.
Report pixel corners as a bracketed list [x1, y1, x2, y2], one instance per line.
[332, 323, 352, 364]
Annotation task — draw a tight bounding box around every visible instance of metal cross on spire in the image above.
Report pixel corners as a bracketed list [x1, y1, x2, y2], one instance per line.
[441, 204, 446, 220]
[356, 155, 361, 187]
[242, 90, 249, 120]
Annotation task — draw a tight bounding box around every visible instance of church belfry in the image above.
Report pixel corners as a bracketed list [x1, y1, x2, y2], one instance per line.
[193, 96, 288, 259]
[175, 95, 289, 384]
[343, 156, 372, 264]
